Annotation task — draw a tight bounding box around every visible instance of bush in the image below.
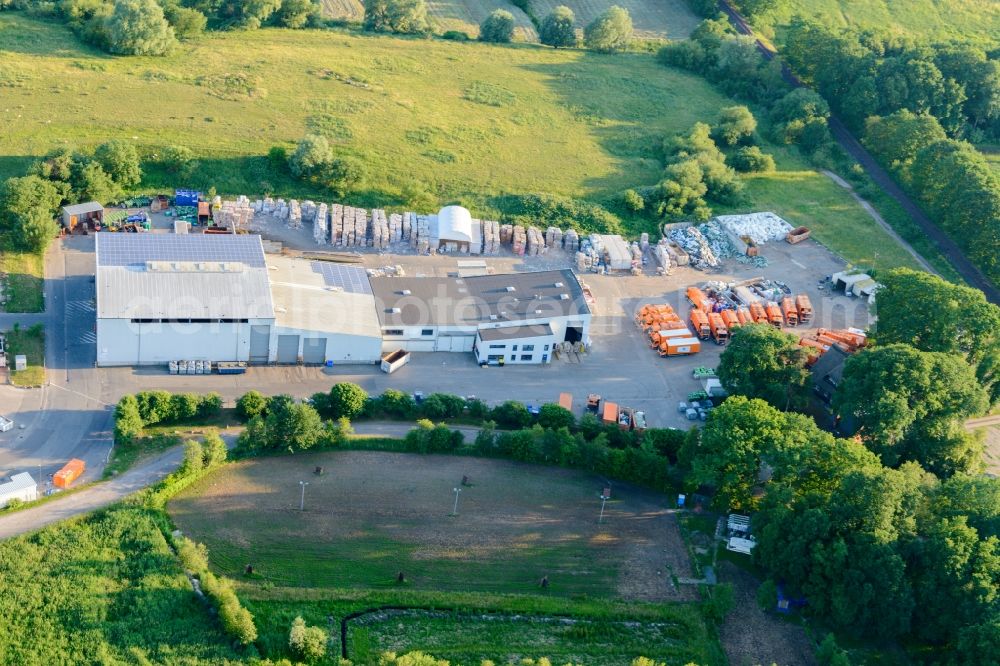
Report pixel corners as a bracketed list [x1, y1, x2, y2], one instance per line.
[404, 420, 463, 453]
[236, 390, 267, 420]
[420, 393, 466, 419]
[172, 393, 200, 420]
[202, 432, 228, 466]
[106, 0, 177, 56]
[377, 389, 417, 418]
[163, 4, 206, 38]
[491, 400, 533, 429]
[499, 193, 621, 234]
[712, 105, 756, 146]
[538, 403, 574, 430]
[622, 188, 644, 212]
[441, 29, 470, 41]
[701, 583, 734, 623]
[479, 8, 514, 43]
[182, 439, 204, 474]
[94, 140, 141, 188]
[363, 0, 429, 34]
[198, 392, 223, 417]
[288, 134, 333, 180]
[113, 394, 144, 444]
[160, 145, 197, 177]
[289, 616, 327, 661]
[539, 5, 576, 48]
[583, 5, 632, 53]
[329, 383, 368, 419]
[730, 146, 775, 173]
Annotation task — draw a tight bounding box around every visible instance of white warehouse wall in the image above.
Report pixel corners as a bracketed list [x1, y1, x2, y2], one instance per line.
[271, 326, 382, 364]
[97, 318, 270, 366]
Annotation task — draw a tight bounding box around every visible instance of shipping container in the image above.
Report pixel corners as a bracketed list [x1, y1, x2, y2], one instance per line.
[663, 337, 701, 356]
[380, 349, 410, 374]
[53, 459, 85, 489]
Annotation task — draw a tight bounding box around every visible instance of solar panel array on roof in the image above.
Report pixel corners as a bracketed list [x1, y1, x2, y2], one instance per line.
[310, 262, 372, 295]
[97, 234, 266, 268]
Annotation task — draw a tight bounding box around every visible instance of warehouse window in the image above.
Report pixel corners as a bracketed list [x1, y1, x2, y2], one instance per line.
[520, 354, 533, 361]
[421, 329, 433, 336]
[384, 329, 404, 336]
[512, 345, 518, 351]
[544, 344, 549, 351]
[489, 344, 505, 349]
[522, 344, 535, 352]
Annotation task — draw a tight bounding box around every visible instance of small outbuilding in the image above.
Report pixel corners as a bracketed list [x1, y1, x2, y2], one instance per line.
[0, 472, 37, 508]
[434, 205, 474, 253]
[62, 202, 104, 230]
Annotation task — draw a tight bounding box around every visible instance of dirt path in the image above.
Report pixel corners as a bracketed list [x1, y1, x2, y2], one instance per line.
[821, 170, 938, 274]
[718, 562, 817, 666]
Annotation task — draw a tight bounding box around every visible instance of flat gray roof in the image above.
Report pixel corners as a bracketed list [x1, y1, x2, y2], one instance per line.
[370, 269, 589, 328]
[478, 323, 553, 341]
[63, 202, 103, 215]
[96, 234, 274, 320]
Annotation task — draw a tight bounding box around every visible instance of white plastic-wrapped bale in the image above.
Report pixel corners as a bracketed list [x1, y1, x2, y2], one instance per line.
[389, 213, 402, 244]
[654, 240, 673, 272]
[313, 203, 328, 245]
[470, 219, 482, 255]
[355, 208, 368, 247]
[301, 201, 317, 224]
[640, 232, 649, 251]
[527, 226, 543, 255]
[715, 212, 793, 244]
[288, 199, 302, 228]
[631, 242, 642, 261]
[564, 229, 579, 252]
[403, 212, 412, 243]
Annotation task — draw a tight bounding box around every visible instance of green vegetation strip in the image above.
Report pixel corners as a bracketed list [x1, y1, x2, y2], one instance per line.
[4, 323, 45, 386]
[0, 251, 44, 313]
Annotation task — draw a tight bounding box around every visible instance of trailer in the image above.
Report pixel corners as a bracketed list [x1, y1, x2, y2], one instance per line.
[632, 410, 647, 433]
[380, 349, 410, 374]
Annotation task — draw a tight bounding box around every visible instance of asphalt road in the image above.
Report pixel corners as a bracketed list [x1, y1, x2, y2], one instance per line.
[0, 421, 479, 540]
[717, 0, 999, 304]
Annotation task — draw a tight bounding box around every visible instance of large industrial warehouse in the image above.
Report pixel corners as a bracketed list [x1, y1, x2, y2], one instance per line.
[95, 234, 590, 367]
[95, 234, 382, 366]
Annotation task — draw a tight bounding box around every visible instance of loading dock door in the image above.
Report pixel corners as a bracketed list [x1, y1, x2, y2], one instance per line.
[249, 325, 270, 364]
[276, 334, 300, 364]
[302, 338, 327, 365]
[565, 324, 583, 343]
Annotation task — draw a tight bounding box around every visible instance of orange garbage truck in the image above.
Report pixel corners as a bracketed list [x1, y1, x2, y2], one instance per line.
[686, 286, 711, 313]
[690, 310, 710, 339]
[708, 312, 729, 345]
[765, 301, 784, 327]
[795, 294, 813, 324]
[749, 302, 768, 323]
[781, 297, 799, 326]
[720, 309, 740, 329]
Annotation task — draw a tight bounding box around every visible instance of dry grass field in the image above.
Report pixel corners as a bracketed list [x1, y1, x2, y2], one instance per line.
[169, 451, 696, 600]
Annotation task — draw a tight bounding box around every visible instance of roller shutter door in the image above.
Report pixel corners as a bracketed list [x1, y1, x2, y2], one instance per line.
[249, 325, 270, 364]
[276, 335, 300, 364]
[302, 338, 327, 365]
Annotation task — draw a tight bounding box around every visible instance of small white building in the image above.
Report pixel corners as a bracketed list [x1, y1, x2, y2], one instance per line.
[370, 269, 592, 365]
[0, 472, 37, 508]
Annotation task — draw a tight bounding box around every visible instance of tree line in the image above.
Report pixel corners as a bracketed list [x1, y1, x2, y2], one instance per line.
[780, 19, 1000, 285]
[689, 268, 1000, 660]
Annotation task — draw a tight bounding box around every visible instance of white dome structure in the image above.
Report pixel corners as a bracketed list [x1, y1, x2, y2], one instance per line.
[436, 206, 473, 243]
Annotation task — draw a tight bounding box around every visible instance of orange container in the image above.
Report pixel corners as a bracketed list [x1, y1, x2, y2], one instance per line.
[558, 393, 572, 410]
[602, 401, 619, 425]
[53, 458, 86, 489]
[736, 307, 753, 325]
[749, 302, 767, 323]
[686, 287, 711, 313]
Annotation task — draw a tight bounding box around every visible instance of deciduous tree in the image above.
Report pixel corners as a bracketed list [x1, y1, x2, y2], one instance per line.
[106, 0, 177, 55]
[583, 5, 632, 53]
[479, 8, 514, 43]
[717, 323, 809, 410]
[539, 5, 576, 48]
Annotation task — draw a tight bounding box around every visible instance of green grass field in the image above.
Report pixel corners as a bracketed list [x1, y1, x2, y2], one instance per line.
[0, 251, 44, 313]
[0, 13, 931, 273]
[171, 450, 725, 664]
[4, 323, 45, 386]
[774, 0, 1000, 43]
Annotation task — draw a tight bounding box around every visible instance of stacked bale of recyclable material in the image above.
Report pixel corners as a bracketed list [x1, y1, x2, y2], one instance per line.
[512, 225, 526, 256]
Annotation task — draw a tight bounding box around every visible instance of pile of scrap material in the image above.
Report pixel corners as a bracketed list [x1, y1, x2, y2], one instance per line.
[715, 212, 793, 244]
[667, 221, 738, 269]
[799, 327, 868, 365]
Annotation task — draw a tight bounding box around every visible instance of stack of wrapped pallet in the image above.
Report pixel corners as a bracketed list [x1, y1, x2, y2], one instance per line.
[500, 224, 513, 247]
[653, 239, 673, 274]
[273, 199, 289, 221]
[527, 226, 544, 255]
[354, 208, 368, 247]
[402, 213, 413, 243]
[481, 220, 500, 255]
[299, 201, 315, 225]
[371, 209, 390, 249]
[640, 232, 650, 251]
[415, 214, 431, 253]
[329, 204, 343, 246]
[213, 198, 254, 230]
[576, 251, 592, 272]
[512, 225, 527, 256]
[313, 203, 329, 245]
[564, 229, 579, 252]
[288, 200, 302, 228]
[545, 227, 563, 250]
[631, 242, 642, 263]
[389, 213, 403, 244]
[341, 206, 355, 246]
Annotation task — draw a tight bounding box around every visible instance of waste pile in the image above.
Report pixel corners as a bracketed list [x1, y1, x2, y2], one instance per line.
[715, 212, 793, 244]
[668, 222, 737, 269]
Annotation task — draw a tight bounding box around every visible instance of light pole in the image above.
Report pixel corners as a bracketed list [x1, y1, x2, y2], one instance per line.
[299, 481, 309, 511]
[598, 486, 611, 524]
[451, 487, 462, 516]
